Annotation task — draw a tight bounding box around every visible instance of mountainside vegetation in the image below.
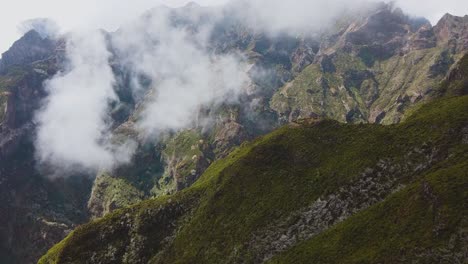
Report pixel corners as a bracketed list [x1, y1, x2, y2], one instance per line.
[39, 94, 468, 263]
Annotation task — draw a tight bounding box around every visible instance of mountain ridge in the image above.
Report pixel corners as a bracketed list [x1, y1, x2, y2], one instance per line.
[38, 94, 468, 263]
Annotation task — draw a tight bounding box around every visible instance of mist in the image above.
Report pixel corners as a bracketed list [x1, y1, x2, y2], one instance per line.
[112, 7, 248, 137]
[2, 0, 467, 54]
[35, 30, 136, 174]
[17, 18, 60, 39]
[35, 4, 249, 173]
[228, 0, 372, 35]
[31, 0, 468, 173]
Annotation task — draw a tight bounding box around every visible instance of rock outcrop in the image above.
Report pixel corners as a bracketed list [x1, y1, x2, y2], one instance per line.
[0, 30, 56, 73]
[434, 13, 468, 53]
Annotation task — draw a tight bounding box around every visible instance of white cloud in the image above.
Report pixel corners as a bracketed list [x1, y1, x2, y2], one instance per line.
[112, 6, 248, 138]
[0, 0, 229, 56]
[17, 18, 60, 38]
[5, 0, 468, 173]
[35, 30, 136, 173]
[1, 1, 467, 55]
[35, 3, 248, 172]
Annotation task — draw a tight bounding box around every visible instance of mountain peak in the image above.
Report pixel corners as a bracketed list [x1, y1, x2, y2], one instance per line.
[434, 13, 468, 52]
[0, 29, 55, 72]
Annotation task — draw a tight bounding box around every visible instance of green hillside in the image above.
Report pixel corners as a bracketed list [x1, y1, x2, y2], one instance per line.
[39, 94, 468, 263]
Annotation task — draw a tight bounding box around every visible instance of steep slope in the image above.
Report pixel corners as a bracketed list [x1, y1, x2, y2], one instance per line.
[271, 7, 468, 125]
[87, 4, 468, 221]
[39, 94, 468, 263]
[270, 160, 467, 263]
[0, 31, 94, 264]
[438, 51, 468, 96]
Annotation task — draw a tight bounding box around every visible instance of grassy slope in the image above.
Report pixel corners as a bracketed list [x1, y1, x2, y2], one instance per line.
[39, 95, 468, 264]
[270, 159, 468, 264]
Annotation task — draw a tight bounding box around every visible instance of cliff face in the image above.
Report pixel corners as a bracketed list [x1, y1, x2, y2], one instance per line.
[271, 6, 467, 125]
[0, 30, 56, 73]
[434, 14, 468, 53]
[0, 31, 93, 264]
[0, 3, 468, 263]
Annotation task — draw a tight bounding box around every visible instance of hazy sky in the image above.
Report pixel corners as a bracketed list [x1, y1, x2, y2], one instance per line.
[1, 0, 467, 55]
[0, 0, 228, 55]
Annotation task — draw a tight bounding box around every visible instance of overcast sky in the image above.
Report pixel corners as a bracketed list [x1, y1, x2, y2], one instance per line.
[1, 0, 467, 55]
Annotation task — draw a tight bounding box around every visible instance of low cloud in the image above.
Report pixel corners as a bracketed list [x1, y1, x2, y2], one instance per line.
[17, 18, 60, 39]
[228, 0, 371, 35]
[32, 0, 468, 174]
[35, 30, 136, 174]
[35, 5, 248, 173]
[112, 7, 248, 137]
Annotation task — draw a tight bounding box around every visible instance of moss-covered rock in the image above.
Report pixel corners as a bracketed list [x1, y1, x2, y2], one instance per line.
[87, 173, 144, 218]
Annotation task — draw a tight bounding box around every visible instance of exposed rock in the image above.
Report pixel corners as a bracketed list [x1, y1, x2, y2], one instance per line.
[0, 30, 55, 72]
[290, 39, 318, 73]
[434, 14, 468, 53]
[214, 121, 248, 157]
[249, 144, 441, 262]
[409, 24, 437, 50]
[87, 173, 144, 219]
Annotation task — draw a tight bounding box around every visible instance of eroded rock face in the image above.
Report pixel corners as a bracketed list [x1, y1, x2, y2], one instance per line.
[3, 69, 50, 129]
[213, 121, 248, 157]
[0, 133, 92, 264]
[271, 6, 468, 126]
[0, 30, 55, 73]
[434, 14, 468, 53]
[321, 5, 436, 62]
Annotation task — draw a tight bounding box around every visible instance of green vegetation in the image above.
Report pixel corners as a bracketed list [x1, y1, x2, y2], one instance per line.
[39, 188, 203, 264]
[438, 53, 468, 97]
[270, 43, 462, 125]
[88, 173, 144, 217]
[154, 130, 208, 195]
[39, 95, 468, 263]
[270, 159, 468, 264]
[0, 66, 28, 123]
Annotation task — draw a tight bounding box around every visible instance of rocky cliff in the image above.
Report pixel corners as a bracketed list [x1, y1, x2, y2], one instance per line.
[0, 31, 92, 264]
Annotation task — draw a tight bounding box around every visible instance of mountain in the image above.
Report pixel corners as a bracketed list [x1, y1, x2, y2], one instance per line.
[0, 32, 93, 264]
[38, 94, 468, 263]
[0, 2, 467, 263]
[85, 3, 468, 220]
